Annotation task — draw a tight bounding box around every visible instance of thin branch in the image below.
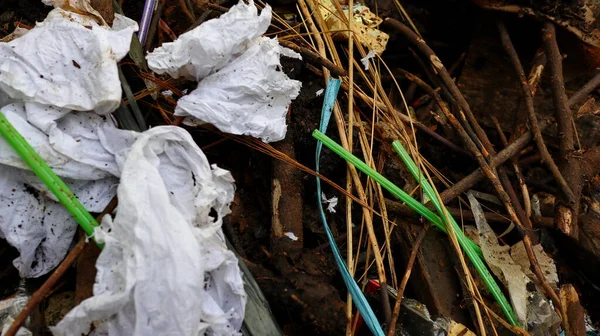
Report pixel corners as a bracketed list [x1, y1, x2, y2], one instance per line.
[5, 197, 118, 336]
[497, 21, 575, 206]
[5, 239, 86, 336]
[568, 70, 600, 107]
[382, 18, 495, 157]
[542, 21, 575, 156]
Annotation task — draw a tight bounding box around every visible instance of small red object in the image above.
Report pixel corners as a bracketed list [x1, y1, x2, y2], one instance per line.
[353, 280, 381, 335]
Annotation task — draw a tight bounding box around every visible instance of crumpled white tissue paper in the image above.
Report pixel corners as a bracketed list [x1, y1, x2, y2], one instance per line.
[146, 0, 270, 81]
[146, 0, 302, 142]
[52, 126, 246, 336]
[0, 8, 138, 115]
[0, 103, 120, 278]
[0, 3, 137, 277]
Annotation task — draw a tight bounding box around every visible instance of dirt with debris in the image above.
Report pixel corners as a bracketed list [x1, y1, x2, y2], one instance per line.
[3, 0, 600, 334]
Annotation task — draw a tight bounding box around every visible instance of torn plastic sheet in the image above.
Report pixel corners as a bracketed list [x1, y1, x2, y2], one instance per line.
[53, 126, 246, 336]
[0, 103, 120, 278]
[0, 8, 138, 115]
[147, 0, 302, 142]
[511, 241, 559, 290]
[466, 191, 530, 326]
[467, 192, 559, 334]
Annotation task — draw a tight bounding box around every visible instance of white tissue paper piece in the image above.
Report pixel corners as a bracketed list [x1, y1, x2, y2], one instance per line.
[53, 126, 246, 336]
[0, 8, 138, 115]
[0, 103, 120, 278]
[147, 0, 302, 142]
[321, 192, 338, 213]
[0, 4, 137, 277]
[147, 0, 270, 81]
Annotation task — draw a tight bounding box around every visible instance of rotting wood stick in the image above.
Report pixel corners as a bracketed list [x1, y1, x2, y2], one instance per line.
[271, 109, 303, 257]
[386, 226, 429, 336]
[559, 284, 587, 336]
[279, 40, 347, 77]
[497, 21, 575, 206]
[5, 238, 86, 336]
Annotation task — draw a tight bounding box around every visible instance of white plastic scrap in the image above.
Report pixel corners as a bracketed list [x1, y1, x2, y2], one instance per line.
[360, 50, 377, 70]
[0, 8, 138, 115]
[284, 232, 299, 241]
[52, 126, 246, 336]
[321, 192, 338, 213]
[146, 0, 302, 142]
[315, 88, 324, 97]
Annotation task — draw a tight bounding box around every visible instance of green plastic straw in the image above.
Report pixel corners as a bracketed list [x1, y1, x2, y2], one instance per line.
[313, 130, 481, 255]
[0, 112, 102, 248]
[392, 140, 518, 326]
[311, 130, 519, 326]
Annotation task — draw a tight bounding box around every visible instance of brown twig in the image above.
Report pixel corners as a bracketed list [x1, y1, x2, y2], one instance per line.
[178, 0, 196, 22]
[382, 18, 494, 156]
[568, 70, 600, 107]
[542, 22, 575, 157]
[492, 116, 532, 219]
[497, 21, 575, 206]
[493, 23, 568, 316]
[396, 66, 567, 326]
[543, 21, 583, 238]
[439, 125, 538, 203]
[279, 40, 347, 77]
[186, 0, 226, 32]
[6, 198, 118, 336]
[74, 196, 118, 304]
[386, 226, 429, 336]
[5, 238, 86, 336]
[385, 198, 521, 224]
